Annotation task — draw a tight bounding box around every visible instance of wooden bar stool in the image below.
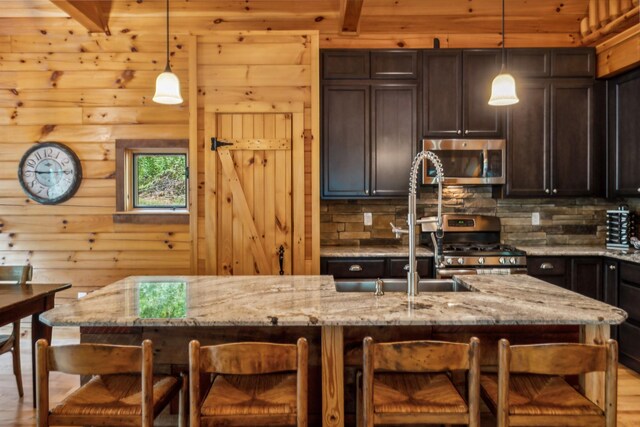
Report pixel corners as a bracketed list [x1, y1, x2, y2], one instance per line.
[0, 265, 33, 397]
[361, 337, 480, 427]
[189, 338, 308, 427]
[480, 339, 618, 427]
[36, 339, 186, 427]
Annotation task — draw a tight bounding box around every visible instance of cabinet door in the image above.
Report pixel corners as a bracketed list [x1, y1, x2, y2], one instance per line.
[371, 83, 417, 196]
[422, 50, 462, 137]
[371, 50, 419, 79]
[608, 67, 640, 197]
[505, 81, 550, 197]
[462, 50, 503, 137]
[527, 256, 569, 289]
[551, 80, 594, 196]
[322, 51, 370, 79]
[603, 259, 619, 340]
[570, 257, 602, 300]
[322, 84, 370, 198]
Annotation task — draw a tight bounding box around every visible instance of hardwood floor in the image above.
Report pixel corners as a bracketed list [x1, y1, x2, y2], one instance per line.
[1, 326, 639, 426]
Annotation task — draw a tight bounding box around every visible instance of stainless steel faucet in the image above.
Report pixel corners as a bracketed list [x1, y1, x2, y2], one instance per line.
[390, 151, 445, 296]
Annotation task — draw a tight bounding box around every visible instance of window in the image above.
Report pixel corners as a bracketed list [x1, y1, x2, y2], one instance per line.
[115, 139, 189, 224]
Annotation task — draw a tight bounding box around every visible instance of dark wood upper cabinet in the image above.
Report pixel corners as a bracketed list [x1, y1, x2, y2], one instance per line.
[608, 67, 640, 198]
[322, 51, 370, 79]
[551, 49, 595, 77]
[507, 49, 550, 78]
[462, 50, 503, 137]
[423, 50, 503, 138]
[422, 50, 462, 137]
[371, 83, 418, 196]
[551, 80, 595, 196]
[506, 80, 550, 197]
[371, 50, 419, 79]
[322, 84, 370, 198]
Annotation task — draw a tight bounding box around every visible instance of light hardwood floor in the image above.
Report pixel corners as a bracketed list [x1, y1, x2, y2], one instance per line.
[1, 326, 639, 426]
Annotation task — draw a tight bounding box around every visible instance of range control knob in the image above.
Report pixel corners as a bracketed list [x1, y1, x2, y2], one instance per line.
[446, 258, 453, 265]
[478, 257, 485, 265]
[499, 257, 506, 265]
[457, 257, 465, 265]
[509, 257, 517, 265]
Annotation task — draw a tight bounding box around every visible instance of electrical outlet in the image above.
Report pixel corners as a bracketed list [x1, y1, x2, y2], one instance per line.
[77, 292, 87, 299]
[363, 212, 373, 226]
[531, 212, 540, 226]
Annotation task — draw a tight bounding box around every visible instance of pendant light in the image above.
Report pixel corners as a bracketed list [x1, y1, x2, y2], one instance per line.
[488, 0, 519, 106]
[153, 0, 183, 105]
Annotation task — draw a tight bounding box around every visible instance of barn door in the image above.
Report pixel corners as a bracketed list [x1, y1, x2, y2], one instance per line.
[205, 111, 293, 275]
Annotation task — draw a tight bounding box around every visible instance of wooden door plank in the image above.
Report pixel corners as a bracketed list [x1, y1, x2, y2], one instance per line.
[218, 149, 271, 275]
[218, 114, 234, 275]
[263, 114, 277, 276]
[292, 112, 306, 275]
[253, 115, 266, 252]
[274, 114, 289, 275]
[231, 114, 244, 275]
[204, 112, 217, 275]
[242, 114, 255, 274]
[284, 114, 293, 275]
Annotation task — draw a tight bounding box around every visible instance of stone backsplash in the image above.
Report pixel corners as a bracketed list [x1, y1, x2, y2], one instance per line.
[321, 186, 637, 246]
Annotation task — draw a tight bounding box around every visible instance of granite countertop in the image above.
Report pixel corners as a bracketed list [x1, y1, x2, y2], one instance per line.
[41, 274, 627, 328]
[321, 245, 434, 257]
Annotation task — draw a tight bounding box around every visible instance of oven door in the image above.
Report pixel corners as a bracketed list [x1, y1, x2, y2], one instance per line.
[422, 139, 505, 185]
[437, 267, 527, 279]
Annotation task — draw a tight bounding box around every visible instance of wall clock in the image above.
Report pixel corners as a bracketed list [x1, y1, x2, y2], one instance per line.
[17, 142, 82, 205]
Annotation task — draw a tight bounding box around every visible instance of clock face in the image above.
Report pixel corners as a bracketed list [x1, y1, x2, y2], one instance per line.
[18, 142, 82, 205]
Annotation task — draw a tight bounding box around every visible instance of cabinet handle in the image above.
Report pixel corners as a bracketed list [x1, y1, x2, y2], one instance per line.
[609, 264, 616, 271]
[349, 264, 363, 272]
[545, 189, 550, 194]
[457, 130, 462, 135]
[540, 262, 554, 270]
[552, 189, 558, 194]
[365, 189, 369, 195]
[404, 264, 410, 271]
[637, 188, 640, 192]
[464, 130, 469, 135]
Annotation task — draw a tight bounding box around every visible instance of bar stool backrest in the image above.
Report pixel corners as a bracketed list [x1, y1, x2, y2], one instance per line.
[0, 265, 33, 285]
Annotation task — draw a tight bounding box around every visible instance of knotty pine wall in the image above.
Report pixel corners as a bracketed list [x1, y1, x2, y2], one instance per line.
[0, 23, 190, 305]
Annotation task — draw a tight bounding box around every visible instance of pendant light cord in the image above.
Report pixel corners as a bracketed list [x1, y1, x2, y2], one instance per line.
[501, 0, 506, 70]
[165, 0, 171, 73]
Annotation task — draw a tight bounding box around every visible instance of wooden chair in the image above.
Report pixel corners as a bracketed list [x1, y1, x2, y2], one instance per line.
[36, 339, 186, 427]
[0, 265, 33, 397]
[480, 339, 618, 427]
[189, 338, 308, 427]
[361, 337, 480, 427]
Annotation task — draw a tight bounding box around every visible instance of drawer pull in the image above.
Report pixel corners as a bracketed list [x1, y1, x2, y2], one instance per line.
[609, 264, 617, 271]
[540, 262, 554, 270]
[349, 265, 363, 272]
[404, 264, 410, 271]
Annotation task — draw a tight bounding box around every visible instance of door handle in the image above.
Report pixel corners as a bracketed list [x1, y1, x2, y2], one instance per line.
[211, 137, 234, 151]
[278, 245, 285, 275]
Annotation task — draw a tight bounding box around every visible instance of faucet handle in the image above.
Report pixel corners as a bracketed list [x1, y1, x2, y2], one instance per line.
[390, 222, 408, 239]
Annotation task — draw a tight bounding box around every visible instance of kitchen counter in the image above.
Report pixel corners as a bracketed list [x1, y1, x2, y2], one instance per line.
[321, 245, 433, 257]
[41, 274, 626, 327]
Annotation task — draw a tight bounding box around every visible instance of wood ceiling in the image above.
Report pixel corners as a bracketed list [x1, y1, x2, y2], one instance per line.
[0, 0, 592, 47]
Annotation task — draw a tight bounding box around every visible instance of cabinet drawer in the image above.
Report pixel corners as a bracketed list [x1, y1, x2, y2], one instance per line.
[507, 49, 550, 77]
[551, 49, 594, 77]
[527, 257, 566, 276]
[620, 283, 640, 320]
[324, 259, 385, 278]
[323, 51, 370, 79]
[371, 50, 418, 79]
[621, 262, 640, 285]
[388, 258, 432, 278]
[620, 321, 640, 365]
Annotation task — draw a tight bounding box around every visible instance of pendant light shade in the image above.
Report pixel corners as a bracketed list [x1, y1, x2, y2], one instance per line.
[488, 0, 518, 106]
[489, 70, 519, 106]
[153, 0, 183, 105]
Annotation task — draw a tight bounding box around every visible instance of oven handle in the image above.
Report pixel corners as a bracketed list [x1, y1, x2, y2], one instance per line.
[437, 268, 528, 279]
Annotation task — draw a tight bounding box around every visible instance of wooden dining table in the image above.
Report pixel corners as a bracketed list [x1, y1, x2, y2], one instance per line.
[0, 283, 71, 405]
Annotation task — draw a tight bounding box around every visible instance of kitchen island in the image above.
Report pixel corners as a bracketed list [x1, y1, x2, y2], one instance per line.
[41, 274, 627, 427]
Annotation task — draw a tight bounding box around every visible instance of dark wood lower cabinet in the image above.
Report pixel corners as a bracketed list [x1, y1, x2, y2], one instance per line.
[527, 256, 568, 289]
[619, 262, 640, 372]
[321, 256, 433, 279]
[570, 257, 602, 300]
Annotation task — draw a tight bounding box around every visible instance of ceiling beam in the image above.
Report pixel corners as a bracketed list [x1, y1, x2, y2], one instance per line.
[50, 0, 111, 34]
[340, 0, 365, 35]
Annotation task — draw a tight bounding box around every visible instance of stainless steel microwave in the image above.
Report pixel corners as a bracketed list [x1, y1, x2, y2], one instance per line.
[422, 139, 506, 185]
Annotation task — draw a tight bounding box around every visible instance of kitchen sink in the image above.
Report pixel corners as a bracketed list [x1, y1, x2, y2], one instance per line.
[334, 278, 473, 293]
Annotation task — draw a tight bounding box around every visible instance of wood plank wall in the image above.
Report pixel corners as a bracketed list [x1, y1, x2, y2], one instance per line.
[195, 32, 319, 275]
[0, 24, 191, 304]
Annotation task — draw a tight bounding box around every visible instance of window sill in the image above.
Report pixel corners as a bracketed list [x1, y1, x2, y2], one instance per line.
[113, 211, 190, 225]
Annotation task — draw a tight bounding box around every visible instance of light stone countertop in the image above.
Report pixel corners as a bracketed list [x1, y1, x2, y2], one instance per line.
[40, 274, 627, 328]
[321, 245, 434, 257]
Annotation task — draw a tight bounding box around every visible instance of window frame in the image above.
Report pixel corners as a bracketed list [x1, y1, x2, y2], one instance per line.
[115, 139, 189, 224]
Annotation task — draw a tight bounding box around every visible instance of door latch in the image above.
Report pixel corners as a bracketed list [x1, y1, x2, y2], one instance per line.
[210, 137, 234, 151]
[278, 245, 285, 275]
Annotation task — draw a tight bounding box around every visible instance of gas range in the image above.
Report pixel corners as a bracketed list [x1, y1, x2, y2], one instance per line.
[420, 214, 527, 277]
